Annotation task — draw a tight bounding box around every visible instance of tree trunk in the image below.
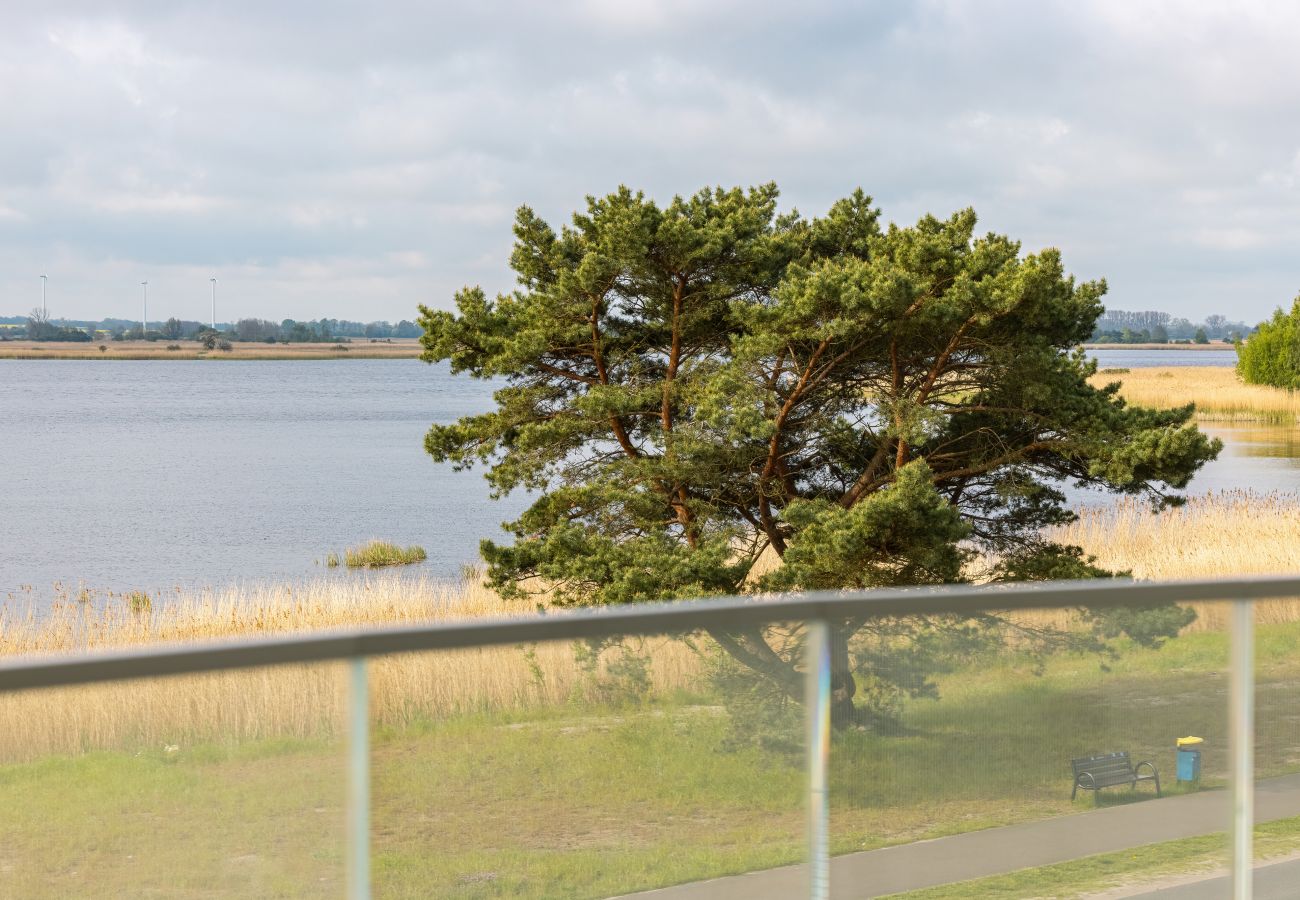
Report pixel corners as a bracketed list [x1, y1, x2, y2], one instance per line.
[707, 622, 862, 729]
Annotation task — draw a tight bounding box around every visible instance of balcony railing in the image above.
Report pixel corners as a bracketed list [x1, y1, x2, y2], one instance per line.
[3, 575, 1298, 899]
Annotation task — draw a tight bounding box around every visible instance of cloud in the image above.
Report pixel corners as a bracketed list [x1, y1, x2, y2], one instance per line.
[2, 1, 1299, 322]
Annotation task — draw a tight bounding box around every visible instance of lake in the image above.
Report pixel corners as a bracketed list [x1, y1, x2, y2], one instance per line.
[1087, 347, 1238, 368]
[2, 351, 1295, 607]
[0, 360, 523, 601]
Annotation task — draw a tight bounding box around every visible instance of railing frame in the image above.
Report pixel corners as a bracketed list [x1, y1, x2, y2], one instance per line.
[3, 574, 1295, 900]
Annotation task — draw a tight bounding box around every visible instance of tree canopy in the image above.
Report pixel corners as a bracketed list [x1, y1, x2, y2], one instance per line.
[419, 184, 1219, 725]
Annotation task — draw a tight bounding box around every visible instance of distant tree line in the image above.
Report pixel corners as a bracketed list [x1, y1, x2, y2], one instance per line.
[231, 318, 422, 343]
[0, 312, 421, 342]
[1090, 310, 1253, 344]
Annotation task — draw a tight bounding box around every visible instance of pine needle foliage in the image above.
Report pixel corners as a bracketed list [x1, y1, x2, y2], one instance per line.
[420, 184, 1219, 726]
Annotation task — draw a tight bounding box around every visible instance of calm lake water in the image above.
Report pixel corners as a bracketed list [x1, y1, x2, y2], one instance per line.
[1, 350, 1295, 607]
[0, 360, 523, 601]
[1087, 347, 1238, 368]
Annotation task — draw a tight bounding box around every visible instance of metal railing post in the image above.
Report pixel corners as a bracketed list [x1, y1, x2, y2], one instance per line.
[805, 620, 831, 900]
[348, 657, 371, 900]
[1230, 600, 1255, 900]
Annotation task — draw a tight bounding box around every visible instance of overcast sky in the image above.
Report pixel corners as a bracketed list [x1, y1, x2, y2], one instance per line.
[4, 1, 1300, 324]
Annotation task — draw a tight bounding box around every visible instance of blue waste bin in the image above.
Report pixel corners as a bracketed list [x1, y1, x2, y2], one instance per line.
[1176, 736, 1203, 782]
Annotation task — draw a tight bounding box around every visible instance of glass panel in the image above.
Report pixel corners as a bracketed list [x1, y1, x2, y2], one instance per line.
[369, 623, 809, 897]
[1254, 593, 1300, 887]
[0, 663, 349, 898]
[828, 599, 1231, 897]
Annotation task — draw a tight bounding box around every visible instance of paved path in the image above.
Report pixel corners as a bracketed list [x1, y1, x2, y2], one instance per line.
[615, 773, 1300, 899]
[1127, 857, 1300, 898]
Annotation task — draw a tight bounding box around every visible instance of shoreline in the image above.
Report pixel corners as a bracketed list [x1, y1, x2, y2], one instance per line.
[0, 338, 423, 360]
[2, 340, 1236, 360]
[1084, 342, 1236, 351]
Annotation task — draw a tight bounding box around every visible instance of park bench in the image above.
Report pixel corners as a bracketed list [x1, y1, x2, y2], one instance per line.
[1070, 751, 1160, 805]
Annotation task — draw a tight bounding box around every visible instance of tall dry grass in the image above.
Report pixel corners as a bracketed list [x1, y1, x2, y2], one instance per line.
[1090, 366, 1300, 423]
[8, 492, 1300, 761]
[0, 575, 705, 762]
[1050, 491, 1300, 630]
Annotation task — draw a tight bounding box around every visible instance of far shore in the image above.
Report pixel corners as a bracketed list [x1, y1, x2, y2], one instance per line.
[1084, 342, 1237, 350]
[0, 338, 423, 360]
[4, 338, 1235, 360]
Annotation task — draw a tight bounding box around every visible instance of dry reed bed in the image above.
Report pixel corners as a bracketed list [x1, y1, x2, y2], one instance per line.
[0, 576, 704, 762]
[1090, 366, 1300, 423]
[1048, 491, 1300, 630]
[7, 492, 1300, 761]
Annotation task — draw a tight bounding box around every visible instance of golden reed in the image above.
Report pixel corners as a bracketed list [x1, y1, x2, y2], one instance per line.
[0, 575, 704, 762]
[6, 490, 1300, 760]
[1090, 366, 1300, 424]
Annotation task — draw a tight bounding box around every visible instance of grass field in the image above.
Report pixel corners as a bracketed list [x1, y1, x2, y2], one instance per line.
[0, 338, 422, 360]
[6, 616, 1300, 897]
[6, 489, 1300, 895]
[1089, 365, 1300, 423]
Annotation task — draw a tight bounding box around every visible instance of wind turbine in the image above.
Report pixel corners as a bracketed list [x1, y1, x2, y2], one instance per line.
[141, 281, 148, 339]
[39, 274, 47, 318]
[210, 277, 217, 330]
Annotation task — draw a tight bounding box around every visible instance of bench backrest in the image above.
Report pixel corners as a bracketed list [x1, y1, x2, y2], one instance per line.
[1072, 751, 1135, 781]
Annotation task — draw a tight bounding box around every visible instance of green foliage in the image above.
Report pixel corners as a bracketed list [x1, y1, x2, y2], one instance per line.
[760, 461, 970, 592]
[571, 639, 654, 708]
[420, 183, 1219, 726]
[332, 540, 427, 569]
[1238, 296, 1300, 389]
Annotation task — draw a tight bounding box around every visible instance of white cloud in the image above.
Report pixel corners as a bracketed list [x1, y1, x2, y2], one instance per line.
[2, 1, 1300, 323]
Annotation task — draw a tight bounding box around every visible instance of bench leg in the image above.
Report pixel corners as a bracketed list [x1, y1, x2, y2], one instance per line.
[1071, 781, 1078, 801]
[1154, 773, 1161, 798]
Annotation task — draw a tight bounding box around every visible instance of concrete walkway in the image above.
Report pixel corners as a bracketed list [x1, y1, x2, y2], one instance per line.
[616, 773, 1300, 899]
[1127, 856, 1300, 898]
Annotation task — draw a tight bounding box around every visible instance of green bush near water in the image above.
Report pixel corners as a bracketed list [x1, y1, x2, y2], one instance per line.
[326, 540, 427, 569]
[1238, 296, 1300, 388]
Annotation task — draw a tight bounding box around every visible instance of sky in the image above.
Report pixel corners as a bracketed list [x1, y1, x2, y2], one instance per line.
[3, 1, 1300, 325]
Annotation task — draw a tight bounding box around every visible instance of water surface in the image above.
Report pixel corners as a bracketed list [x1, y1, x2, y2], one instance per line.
[2, 355, 1296, 610]
[1087, 348, 1237, 368]
[0, 360, 522, 601]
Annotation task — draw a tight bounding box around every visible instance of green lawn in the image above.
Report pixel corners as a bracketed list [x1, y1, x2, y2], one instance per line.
[4, 623, 1300, 897]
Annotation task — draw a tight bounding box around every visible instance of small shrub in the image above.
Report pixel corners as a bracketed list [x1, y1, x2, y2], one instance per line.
[335, 540, 427, 568]
[217, 340, 233, 352]
[324, 552, 340, 568]
[331, 344, 349, 351]
[707, 648, 804, 758]
[126, 591, 151, 614]
[1098, 367, 1130, 374]
[571, 639, 653, 708]
[166, 344, 181, 351]
[98, 345, 107, 353]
